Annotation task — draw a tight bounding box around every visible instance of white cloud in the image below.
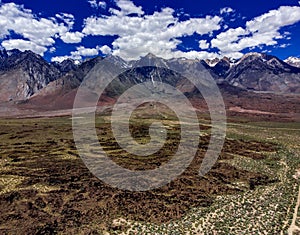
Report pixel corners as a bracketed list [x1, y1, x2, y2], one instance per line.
[51, 55, 73, 63]
[49, 47, 56, 53]
[199, 40, 209, 49]
[221, 51, 244, 59]
[278, 43, 290, 48]
[51, 45, 103, 62]
[211, 27, 249, 52]
[0, 3, 68, 45]
[110, 0, 144, 16]
[173, 50, 220, 60]
[88, 0, 98, 8]
[51, 53, 82, 63]
[1, 39, 47, 55]
[211, 6, 300, 58]
[99, 45, 112, 54]
[60, 32, 84, 43]
[99, 1, 107, 9]
[88, 0, 107, 9]
[72, 46, 100, 57]
[55, 13, 75, 29]
[246, 6, 300, 33]
[0, 3, 83, 55]
[220, 7, 234, 15]
[83, 3, 222, 60]
[4, 1, 299, 62]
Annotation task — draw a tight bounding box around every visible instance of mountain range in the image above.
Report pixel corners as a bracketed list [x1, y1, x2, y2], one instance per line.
[0, 49, 299, 120]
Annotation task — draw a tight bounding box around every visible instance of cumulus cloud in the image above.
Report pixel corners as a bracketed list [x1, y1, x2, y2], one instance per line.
[112, 0, 144, 16]
[0, 3, 65, 47]
[246, 6, 300, 33]
[0, 3, 82, 55]
[3, 1, 299, 62]
[199, 40, 209, 49]
[88, 0, 106, 9]
[51, 55, 73, 63]
[49, 47, 56, 53]
[99, 1, 107, 9]
[72, 46, 100, 57]
[211, 27, 249, 52]
[220, 7, 234, 15]
[51, 45, 106, 62]
[55, 13, 75, 29]
[88, 0, 98, 8]
[211, 6, 300, 58]
[278, 43, 290, 48]
[221, 51, 244, 59]
[173, 50, 220, 60]
[60, 32, 85, 43]
[99, 45, 112, 54]
[83, 3, 222, 60]
[1, 39, 47, 55]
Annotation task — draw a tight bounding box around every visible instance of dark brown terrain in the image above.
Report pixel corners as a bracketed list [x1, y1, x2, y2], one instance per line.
[0, 115, 280, 234]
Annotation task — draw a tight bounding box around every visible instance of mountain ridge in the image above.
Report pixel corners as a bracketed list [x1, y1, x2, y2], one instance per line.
[0, 49, 298, 120]
[0, 49, 72, 102]
[0, 48, 299, 105]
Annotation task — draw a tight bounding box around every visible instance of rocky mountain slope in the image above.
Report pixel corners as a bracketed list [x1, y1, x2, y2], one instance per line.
[28, 56, 104, 110]
[0, 49, 299, 117]
[223, 53, 300, 93]
[130, 53, 300, 93]
[52, 59, 78, 74]
[0, 49, 76, 102]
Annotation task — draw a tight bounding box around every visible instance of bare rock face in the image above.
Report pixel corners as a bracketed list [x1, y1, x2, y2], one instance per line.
[225, 53, 300, 93]
[211, 57, 232, 78]
[205, 58, 220, 67]
[0, 48, 8, 61]
[52, 59, 78, 74]
[0, 49, 78, 102]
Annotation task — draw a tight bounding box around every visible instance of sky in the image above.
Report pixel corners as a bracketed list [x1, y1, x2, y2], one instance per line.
[0, 0, 300, 62]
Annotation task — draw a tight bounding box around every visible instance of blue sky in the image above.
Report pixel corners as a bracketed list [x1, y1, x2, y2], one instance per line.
[0, 0, 300, 62]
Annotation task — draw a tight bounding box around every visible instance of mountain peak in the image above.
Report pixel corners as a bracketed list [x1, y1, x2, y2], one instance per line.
[133, 53, 168, 68]
[235, 52, 277, 66]
[52, 58, 78, 74]
[105, 54, 129, 68]
[205, 58, 220, 67]
[284, 56, 300, 68]
[237, 52, 263, 62]
[143, 52, 157, 59]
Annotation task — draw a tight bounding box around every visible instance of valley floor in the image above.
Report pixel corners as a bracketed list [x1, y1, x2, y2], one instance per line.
[0, 116, 299, 234]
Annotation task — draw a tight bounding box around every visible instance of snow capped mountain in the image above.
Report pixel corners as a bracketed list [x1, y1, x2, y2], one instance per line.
[284, 56, 300, 68]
